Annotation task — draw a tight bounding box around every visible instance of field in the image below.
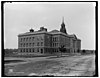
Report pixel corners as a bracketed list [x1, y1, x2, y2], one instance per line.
[4, 54, 95, 76]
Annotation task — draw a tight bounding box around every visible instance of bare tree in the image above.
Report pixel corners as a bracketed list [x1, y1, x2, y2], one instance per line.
[58, 45, 66, 57]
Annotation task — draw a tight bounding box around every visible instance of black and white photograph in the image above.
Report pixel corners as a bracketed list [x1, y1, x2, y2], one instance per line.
[2, 1, 98, 77]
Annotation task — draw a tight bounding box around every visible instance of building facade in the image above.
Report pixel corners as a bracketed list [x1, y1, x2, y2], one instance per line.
[18, 18, 81, 54]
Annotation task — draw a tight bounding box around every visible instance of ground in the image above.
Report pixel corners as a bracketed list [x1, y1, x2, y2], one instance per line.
[4, 54, 95, 76]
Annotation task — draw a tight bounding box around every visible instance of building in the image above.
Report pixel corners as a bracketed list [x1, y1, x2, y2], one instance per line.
[18, 18, 81, 55]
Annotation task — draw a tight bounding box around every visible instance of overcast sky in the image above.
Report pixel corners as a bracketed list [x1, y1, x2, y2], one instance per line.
[4, 2, 96, 50]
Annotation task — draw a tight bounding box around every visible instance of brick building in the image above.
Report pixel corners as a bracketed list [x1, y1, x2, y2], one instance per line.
[18, 18, 81, 54]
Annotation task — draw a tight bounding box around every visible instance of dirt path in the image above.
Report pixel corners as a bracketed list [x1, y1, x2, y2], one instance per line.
[4, 54, 95, 76]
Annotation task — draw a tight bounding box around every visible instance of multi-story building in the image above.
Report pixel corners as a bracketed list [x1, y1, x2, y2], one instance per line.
[18, 18, 81, 54]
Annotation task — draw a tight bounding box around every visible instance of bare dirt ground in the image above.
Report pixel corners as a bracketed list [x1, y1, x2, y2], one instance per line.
[4, 54, 95, 76]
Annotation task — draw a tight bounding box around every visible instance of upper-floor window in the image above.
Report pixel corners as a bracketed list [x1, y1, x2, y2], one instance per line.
[37, 42, 39, 46]
[33, 43, 34, 46]
[20, 49, 22, 52]
[55, 37, 56, 41]
[32, 37, 34, 40]
[52, 37, 58, 42]
[26, 49, 28, 52]
[20, 38, 22, 42]
[30, 49, 31, 52]
[26, 43, 28, 47]
[37, 37, 39, 41]
[20, 43, 22, 47]
[24, 38, 25, 41]
[56, 43, 58, 46]
[29, 43, 31, 46]
[26, 38, 28, 41]
[41, 37, 43, 40]
[29, 37, 31, 41]
[37, 48, 39, 52]
[33, 48, 34, 52]
[55, 43, 56, 46]
[23, 43, 25, 47]
[52, 43, 54, 47]
[56, 37, 58, 41]
[23, 49, 25, 52]
[53, 38, 54, 41]
[41, 42, 43, 46]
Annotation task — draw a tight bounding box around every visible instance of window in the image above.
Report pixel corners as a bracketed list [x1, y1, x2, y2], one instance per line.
[21, 38, 23, 42]
[23, 49, 25, 52]
[26, 43, 28, 47]
[55, 37, 56, 41]
[52, 43, 54, 47]
[54, 49, 55, 52]
[41, 49, 43, 53]
[56, 49, 58, 52]
[33, 43, 34, 46]
[37, 42, 39, 46]
[56, 43, 58, 46]
[32, 37, 34, 40]
[53, 38, 54, 41]
[37, 48, 39, 52]
[37, 37, 39, 41]
[56, 37, 57, 41]
[41, 37, 43, 40]
[20, 43, 22, 47]
[23, 38, 25, 41]
[26, 38, 28, 41]
[41, 42, 43, 46]
[21, 38, 22, 42]
[33, 48, 34, 52]
[20, 49, 22, 52]
[29, 43, 31, 46]
[54, 43, 55, 47]
[30, 49, 31, 52]
[23, 43, 25, 47]
[26, 49, 28, 52]
[22, 43, 24, 47]
[20, 38, 22, 42]
[28, 37, 31, 41]
[55, 49, 56, 52]
[55, 43, 56, 46]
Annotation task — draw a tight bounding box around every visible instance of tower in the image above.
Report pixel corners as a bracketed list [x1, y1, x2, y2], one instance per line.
[60, 17, 67, 34]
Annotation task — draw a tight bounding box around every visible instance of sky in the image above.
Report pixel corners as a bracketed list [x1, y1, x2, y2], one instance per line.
[4, 2, 96, 50]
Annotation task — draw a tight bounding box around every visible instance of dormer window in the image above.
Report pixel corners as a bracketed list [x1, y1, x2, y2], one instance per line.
[30, 28, 34, 32]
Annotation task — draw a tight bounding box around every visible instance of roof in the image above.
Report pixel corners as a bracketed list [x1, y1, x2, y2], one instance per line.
[18, 29, 80, 40]
[69, 34, 77, 38]
[18, 30, 49, 36]
[69, 34, 81, 40]
[49, 30, 68, 36]
[49, 30, 59, 33]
